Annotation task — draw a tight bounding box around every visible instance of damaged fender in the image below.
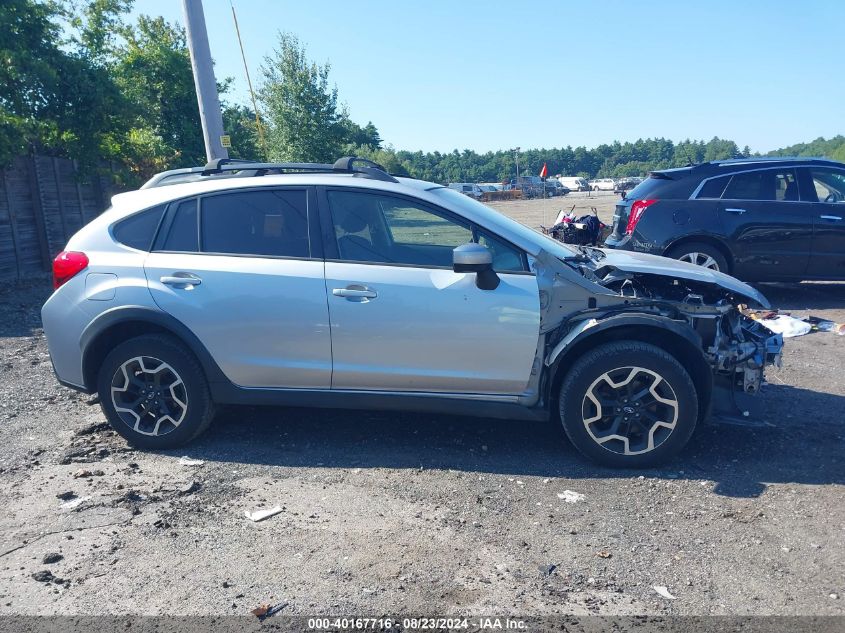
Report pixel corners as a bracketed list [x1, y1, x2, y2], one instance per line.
[518, 249, 783, 417]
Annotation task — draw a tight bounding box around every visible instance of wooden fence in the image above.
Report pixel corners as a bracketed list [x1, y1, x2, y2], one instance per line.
[0, 155, 119, 279]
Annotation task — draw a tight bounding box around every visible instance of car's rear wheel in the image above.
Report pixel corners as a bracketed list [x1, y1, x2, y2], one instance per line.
[557, 341, 698, 468]
[97, 334, 215, 449]
[667, 242, 728, 272]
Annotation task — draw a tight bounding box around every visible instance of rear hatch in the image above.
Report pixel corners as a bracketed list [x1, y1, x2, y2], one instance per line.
[609, 167, 696, 240]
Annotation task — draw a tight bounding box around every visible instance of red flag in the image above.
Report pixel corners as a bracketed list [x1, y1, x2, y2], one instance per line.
[539, 163, 548, 179]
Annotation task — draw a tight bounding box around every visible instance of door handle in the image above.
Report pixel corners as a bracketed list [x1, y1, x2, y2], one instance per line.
[820, 215, 842, 221]
[161, 273, 202, 287]
[724, 207, 747, 214]
[332, 286, 377, 299]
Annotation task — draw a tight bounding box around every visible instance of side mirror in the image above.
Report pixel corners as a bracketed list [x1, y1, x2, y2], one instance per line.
[453, 243, 500, 290]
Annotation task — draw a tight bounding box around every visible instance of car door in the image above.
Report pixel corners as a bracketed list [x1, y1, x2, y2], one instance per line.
[804, 166, 845, 278]
[715, 167, 815, 280]
[320, 187, 540, 395]
[144, 187, 333, 389]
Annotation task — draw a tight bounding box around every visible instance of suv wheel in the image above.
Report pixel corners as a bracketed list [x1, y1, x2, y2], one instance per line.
[667, 242, 728, 272]
[557, 341, 698, 468]
[97, 334, 215, 449]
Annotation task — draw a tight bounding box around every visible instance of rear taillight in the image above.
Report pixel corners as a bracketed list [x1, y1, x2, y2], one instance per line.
[52, 251, 89, 289]
[625, 199, 658, 234]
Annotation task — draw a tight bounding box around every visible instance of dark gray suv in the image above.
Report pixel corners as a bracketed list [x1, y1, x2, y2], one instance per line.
[604, 157, 845, 281]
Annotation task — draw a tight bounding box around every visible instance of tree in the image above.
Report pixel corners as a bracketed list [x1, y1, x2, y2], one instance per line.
[0, 0, 133, 168]
[222, 103, 261, 160]
[113, 15, 205, 172]
[259, 33, 348, 162]
[343, 120, 382, 151]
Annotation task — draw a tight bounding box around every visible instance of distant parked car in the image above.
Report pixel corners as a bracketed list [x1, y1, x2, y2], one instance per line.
[544, 180, 570, 197]
[509, 176, 546, 199]
[603, 157, 845, 281]
[558, 176, 590, 192]
[589, 178, 616, 191]
[448, 183, 483, 199]
[614, 177, 643, 194]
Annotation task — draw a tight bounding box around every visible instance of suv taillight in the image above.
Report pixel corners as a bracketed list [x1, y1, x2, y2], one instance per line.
[52, 251, 89, 289]
[626, 199, 658, 234]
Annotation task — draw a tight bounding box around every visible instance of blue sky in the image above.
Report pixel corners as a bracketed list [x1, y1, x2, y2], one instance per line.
[129, 0, 844, 153]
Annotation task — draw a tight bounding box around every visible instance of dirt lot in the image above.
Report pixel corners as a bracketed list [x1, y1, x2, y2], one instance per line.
[487, 190, 620, 229]
[0, 197, 843, 618]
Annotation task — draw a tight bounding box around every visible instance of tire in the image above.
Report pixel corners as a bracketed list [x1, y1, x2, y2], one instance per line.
[557, 341, 698, 468]
[97, 334, 216, 449]
[666, 242, 728, 273]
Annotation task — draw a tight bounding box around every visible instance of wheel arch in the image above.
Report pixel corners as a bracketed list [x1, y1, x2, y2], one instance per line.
[547, 316, 713, 424]
[80, 306, 228, 393]
[663, 235, 734, 273]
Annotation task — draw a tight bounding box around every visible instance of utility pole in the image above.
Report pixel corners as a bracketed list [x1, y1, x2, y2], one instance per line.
[182, 0, 229, 162]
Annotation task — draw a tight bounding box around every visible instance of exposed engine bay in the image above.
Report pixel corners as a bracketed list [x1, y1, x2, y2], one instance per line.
[524, 247, 784, 414]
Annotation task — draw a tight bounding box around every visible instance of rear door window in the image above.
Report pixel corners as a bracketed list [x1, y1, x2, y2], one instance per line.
[160, 199, 199, 252]
[200, 189, 310, 258]
[722, 169, 799, 201]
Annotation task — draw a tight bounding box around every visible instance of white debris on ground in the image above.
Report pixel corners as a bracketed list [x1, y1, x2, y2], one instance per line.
[557, 490, 585, 503]
[653, 586, 677, 600]
[244, 506, 283, 522]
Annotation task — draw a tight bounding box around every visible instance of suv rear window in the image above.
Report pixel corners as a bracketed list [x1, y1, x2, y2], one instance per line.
[112, 205, 166, 251]
[624, 176, 670, 200]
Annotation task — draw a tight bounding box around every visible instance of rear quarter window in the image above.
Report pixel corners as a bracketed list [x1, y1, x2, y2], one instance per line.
[696, 175, 731, 199]
[112, 205, 166, 251]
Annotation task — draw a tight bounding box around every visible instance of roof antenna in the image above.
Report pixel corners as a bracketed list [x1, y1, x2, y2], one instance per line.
[680, 143, 695, 167]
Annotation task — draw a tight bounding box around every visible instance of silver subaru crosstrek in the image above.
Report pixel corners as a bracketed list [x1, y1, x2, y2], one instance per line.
[42, 157, 783, 467]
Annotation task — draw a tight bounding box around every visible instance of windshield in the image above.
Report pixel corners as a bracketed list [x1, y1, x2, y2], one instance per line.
[429, 187, 580, 258]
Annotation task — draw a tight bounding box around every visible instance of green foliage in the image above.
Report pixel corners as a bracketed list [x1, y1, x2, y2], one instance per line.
[222, 103, 261, 160]
[0, 0, 259, 182]
[258, 33, 383, 163]
[768, 135, 845, 162]
[350, 137, 752, 184]
[113, 15, 205, 171]
[259, 33, 348, 162]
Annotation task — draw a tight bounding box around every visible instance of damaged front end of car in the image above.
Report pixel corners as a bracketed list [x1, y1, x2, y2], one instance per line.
[522, 248, 784, 423]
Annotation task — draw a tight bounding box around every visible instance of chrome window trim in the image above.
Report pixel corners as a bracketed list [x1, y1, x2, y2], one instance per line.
[323, 258, 536, 275]
[690, 166, 804, 201]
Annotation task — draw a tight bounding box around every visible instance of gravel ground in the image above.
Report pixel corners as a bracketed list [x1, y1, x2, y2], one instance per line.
[0, 199, 843, 617]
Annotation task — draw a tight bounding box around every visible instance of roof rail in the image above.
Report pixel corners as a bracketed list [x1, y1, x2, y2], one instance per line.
[713, 156, 835, 166]
[140, 155, 398, 189]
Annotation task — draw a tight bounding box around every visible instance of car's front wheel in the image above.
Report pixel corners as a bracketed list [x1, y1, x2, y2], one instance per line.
[557, 341, 699, 467]
[97, 334, 215, 449]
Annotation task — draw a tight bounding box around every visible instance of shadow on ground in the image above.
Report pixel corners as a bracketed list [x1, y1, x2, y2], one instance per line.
[0, 278, 51, 338]
[177, 382, 844, 500]
[755, 281, 845, 311]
